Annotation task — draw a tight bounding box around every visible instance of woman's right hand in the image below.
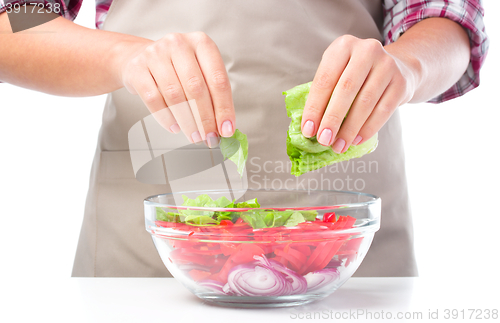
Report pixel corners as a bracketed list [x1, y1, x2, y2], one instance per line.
[120, 32, 235, 147]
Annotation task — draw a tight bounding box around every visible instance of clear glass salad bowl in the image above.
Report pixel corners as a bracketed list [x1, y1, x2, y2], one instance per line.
[144, 189, 381, 308]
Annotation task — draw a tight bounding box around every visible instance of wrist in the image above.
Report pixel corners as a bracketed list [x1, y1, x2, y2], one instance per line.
[109, 36, 152, 89]
[384, 43, 424, 103]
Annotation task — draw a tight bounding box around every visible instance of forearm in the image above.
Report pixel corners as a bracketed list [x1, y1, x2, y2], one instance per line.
[384, 17, 471, 103]
[0, 10, 151, 96]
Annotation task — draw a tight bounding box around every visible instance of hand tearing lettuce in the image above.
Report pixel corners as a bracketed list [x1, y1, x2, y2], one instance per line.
[284, 82, 378, 176]
[220, 129, 248, 177]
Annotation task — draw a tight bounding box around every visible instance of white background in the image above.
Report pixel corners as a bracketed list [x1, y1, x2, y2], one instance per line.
[0, 0, 498, 310]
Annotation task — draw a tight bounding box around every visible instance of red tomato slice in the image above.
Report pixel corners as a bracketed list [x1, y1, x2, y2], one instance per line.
[182, 246, 223, 256]
[170, 239, 198, 249]
[220, 243, 239, 256]
[323, 212, 336, 222]
[272, 255, 288, 267]
[308, 241, 336, 273]
[293, 244, 312, 256]
[315, 239, 344, 270]
[169, 249, 206, 265]
[331, 217, 347, 230]
[339, 236, 364, 253]
[343, 216, 357, 229]
[299, 241, 328, 275]
[330, 215, 356, 230]
[274, 248, 301, 272]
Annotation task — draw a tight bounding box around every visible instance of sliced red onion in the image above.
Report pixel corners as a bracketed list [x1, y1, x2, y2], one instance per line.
[223, 255, 295, 296]
[198, 279, 225, 295]
[222, 283, 233, 295]
[304, 268, 340, 292]
[269, 259, 307, 294]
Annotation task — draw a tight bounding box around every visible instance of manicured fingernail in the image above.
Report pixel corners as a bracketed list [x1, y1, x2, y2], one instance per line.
[191, 131, 202, 143]
[206, 132, 220, 148]
[318, 128, 333, 146]
[302, 120, 315, 138]
[332, 138, 346, 154]
[352, 135, 362, 145]
[221, 120, 233, 137]
[170, 124, 181, 134]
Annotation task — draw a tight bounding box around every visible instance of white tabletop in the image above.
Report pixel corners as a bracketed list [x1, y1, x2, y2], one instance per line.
[6, 277, 498, 323]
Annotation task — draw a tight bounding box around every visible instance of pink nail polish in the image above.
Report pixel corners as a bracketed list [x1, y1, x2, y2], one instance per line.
[318, 129, 333, 146]
[302, 120, 315, 138]
[206, 132, 220, 148]
[170, 124, 181, 134]
[191, 131, 202, 143]
[352, 135, 362, 145]
[332, 138, 346, 154]
[221, 120, 234, 137]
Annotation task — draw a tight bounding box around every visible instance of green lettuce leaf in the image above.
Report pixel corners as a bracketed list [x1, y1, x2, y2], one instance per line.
[300, 210, 319, 221]
[236, 198, 260, 208]
[184, 215, 218, 225]
[284, 212, 306, 227]
[283, 82, 378, 176]
[155, 194, 319, 228]
[220, 129, 249, 176]
[240, 212, 268, 229]
[180, 194, 216, 216]
[156, 208, 182, 222]
[214, 196, 233, 208]
[240, 210, 296, 229]
[272, 211, 295, 227]
[214, 197, 235, 221]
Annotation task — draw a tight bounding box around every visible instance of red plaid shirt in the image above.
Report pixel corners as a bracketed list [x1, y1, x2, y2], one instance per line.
[0, 0, 489, 103]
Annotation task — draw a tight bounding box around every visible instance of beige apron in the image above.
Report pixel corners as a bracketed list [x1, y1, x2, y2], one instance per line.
[72, 0, 417, 277]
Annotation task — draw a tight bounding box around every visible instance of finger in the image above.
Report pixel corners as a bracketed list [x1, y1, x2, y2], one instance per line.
[194, 33, 235, 139]
[334, 65, 392, 153]
[148, 59, 187, 134]
[356, 81, 402, 145]
[129, 67, 178, 133]
[301, 43, 351, 139]
[317, 52, 372, 147]
[171, 39, 217, 142]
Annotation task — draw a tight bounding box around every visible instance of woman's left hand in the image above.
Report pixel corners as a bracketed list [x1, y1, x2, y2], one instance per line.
[301, 35, 420, 153]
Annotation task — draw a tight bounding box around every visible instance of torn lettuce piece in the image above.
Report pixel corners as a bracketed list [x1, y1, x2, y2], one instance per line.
[284, 212, 306, 227]
[240, 212, 268, 229]
[179, 194, 217, 216]
[156, 208, 182, 222]
[214, 196, 233, 208]
[184, 215, 218, 226]
[155, 194, 319, 228]
[300, 210, 319, 221]
[179, 194, 234, 217]
[236, 198, 260, 209]
[167, 194, 262, 226]
[240, 210, 295, 229]
[283, 82, 379, 176]
[220, 129, 248, 176]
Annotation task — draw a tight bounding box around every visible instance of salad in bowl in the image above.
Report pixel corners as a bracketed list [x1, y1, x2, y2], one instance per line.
[144, 189, 380, 307]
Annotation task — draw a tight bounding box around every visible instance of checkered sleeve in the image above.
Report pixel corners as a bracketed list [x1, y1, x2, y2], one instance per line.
[383, 0, 489, 103]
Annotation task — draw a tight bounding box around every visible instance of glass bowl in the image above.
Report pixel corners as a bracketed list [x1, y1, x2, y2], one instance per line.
[144, 189, 381, 308]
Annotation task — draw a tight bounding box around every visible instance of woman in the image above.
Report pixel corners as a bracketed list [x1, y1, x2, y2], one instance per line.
[0, 0, 488, 277]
